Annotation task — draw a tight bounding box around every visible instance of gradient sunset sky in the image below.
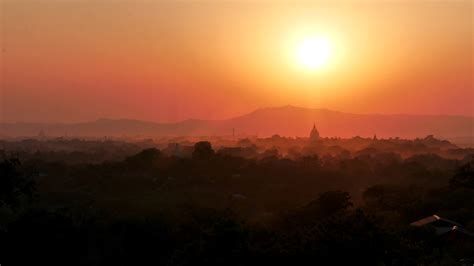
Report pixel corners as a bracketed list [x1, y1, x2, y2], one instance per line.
[1, 0, 472, 123]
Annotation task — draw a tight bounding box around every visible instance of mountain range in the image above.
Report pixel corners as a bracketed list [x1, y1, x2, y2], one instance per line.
[1, 106, 473, 142]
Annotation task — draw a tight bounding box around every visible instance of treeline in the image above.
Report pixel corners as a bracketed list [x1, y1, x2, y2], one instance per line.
[0, 142, 473, 265]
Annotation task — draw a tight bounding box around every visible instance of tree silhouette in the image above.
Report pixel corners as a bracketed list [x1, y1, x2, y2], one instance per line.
[306, 191, 353, 216]
[450, 161, 474, 189]
[125, 148, 161, 168]
[0, 158, 36, 209]
[192, 141, 214, 160]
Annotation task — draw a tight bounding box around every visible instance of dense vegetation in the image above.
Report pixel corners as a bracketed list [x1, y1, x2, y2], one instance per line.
[0, 138, 473, 265]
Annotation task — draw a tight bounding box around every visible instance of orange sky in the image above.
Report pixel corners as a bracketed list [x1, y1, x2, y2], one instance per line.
[1, 1, 472, 123]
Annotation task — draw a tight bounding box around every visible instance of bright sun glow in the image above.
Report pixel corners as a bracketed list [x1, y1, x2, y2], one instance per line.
[296, 37, 332, 70]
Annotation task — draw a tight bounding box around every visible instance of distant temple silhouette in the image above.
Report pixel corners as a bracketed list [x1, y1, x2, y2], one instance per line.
[309, 123, 320, 142]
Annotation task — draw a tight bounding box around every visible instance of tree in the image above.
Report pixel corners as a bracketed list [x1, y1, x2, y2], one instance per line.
[0, 158, 36, 209]
[306, 190, 353, 216]
[192, 141, 214, 160]
[125, 148, 161, 168]
[450, 161, 474, 189]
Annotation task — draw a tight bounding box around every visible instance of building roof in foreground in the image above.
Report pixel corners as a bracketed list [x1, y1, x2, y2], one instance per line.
[410, 214, 462, 227]
[435, 226, 474, 237]
[410, 214, 474, 237]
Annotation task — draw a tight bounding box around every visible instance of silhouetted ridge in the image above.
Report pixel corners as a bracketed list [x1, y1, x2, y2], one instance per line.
[0, 106, 472, 142]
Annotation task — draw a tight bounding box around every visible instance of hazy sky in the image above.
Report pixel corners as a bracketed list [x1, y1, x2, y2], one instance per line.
[1, 0, 472, 123]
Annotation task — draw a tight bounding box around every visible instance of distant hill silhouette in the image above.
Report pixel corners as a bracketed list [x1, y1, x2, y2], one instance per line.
[1, 106, 473, 141]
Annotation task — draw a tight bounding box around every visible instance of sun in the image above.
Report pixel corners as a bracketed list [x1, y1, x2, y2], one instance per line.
[296, 36, 332, 70]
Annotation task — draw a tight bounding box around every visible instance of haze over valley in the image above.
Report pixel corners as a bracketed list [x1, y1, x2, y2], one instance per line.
[2, 106, 473, 145]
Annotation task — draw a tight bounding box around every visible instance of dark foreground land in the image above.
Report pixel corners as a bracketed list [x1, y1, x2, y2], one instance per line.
[1, 136, 473, 265]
